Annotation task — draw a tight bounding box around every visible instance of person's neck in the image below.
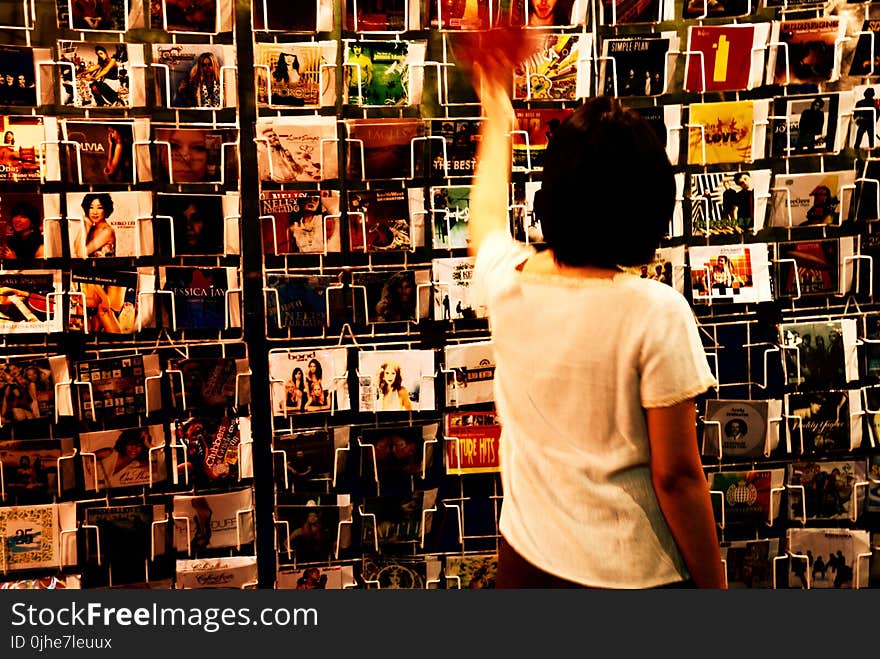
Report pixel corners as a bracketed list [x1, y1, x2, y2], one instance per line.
[522, 249, 621, 280]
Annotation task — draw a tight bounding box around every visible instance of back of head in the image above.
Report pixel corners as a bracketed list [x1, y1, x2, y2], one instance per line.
[535, 96, 675, 268]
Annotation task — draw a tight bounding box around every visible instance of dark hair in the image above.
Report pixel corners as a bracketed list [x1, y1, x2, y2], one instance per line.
[95, 46, 107, 56]
[81, 192, 114, 217]
[9, 202, 39, 229]
[534, 96, 674, 268]
[113, 427, 147, 455]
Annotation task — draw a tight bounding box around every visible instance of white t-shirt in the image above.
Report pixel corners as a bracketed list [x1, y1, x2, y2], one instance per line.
[472, 231, 718, 588]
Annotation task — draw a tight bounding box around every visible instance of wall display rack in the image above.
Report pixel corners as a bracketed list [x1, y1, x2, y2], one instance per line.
[1, 0, 879, 590]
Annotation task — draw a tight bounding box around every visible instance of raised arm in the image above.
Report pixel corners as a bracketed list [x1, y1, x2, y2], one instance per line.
[468, 66, 514, 256]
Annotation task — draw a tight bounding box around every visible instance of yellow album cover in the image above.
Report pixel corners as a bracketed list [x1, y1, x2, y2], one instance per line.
[687, 100, 754, 165]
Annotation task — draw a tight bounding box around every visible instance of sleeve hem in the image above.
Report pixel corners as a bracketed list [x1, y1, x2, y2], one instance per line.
[642, 377, 719, 410]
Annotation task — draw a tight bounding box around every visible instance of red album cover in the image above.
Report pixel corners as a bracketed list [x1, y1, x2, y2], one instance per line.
[444, 411, 501, 474]
[685, 24, 757, 92]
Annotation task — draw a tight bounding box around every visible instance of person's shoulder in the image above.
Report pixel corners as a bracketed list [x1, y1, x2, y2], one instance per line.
[618, 273, 691, 310]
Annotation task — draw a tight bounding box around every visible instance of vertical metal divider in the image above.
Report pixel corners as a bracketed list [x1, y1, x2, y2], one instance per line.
[232, 0, 272, 588]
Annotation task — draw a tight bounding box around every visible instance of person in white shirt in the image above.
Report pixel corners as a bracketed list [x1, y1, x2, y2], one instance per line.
[466, 35, 725, 589]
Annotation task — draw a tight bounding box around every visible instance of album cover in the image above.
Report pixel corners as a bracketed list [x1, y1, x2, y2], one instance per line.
[721, 538, 779, 589]
[344, 118, 426, 181]
[702, 398, 782, 458]
[361, 555, 442, 589]
[688, 244, 773, 304]
[272, 427, 349, 491]
[260, 190, 341, 255]
[0, 115, 57, 183]
[0, 193, 60, 261]
[168, 357, 250, 411]
[154, 126, 237, 185]
[176, 556, 258, 589]
[767, 170, 855, 228]
[600, 34, 675, 97]
[155, 193, 239, 257]
[445, 553, 497, 589]
[0, 357, 67, 425]
[689, 169, 772, 236]
[598, 0, 670, 25]
[767, 18, 844, 86]
[347, 188, 424, 252]
[774, 237, 856, 298]
[0, 46, 37, 106]
[433, 255, 488, 320]
[255, 116, 338, 183]
[687, 100, 769, 165]
[148, 0, 234, 32]
[160, 266, 241, 331]
[79, 425, 165, 491]
[868, 454, 880, 515]
[848, 20, 880, 77]
[66, 191, 153, 259]
[361, 489, 437, 548]
[268, 348, 350, 416]
[0, 438, 75, 499]
[0, 270, 63, 334]
[58, 42, 145, 108]
[61, 119, 149, 185]
[785, 390, 863, 454]
[769, 93, 841, 158]
[512, 107, 574, 171]
[444, 410, 502, 475]
[624, 244, 687, 294]
[74, 353, 160, 423]
[786, 527, 870, 588]
[684, 24, 769, 93]
[264, 273, 348, 335]
[865, 313, 880, 378]
[507, 0, 588, 26]
[444, 341, 495, 407]
[708, 469, 785, 526]
[427, 118, 481, 179]
[82, 504, 160, 581]
[780, 319, 859, 390]
[0, 574, 81, 590]
[358, 423, 437, 487]
[173, 415, 248, 487]
[682, 0, 750, 18]
[358, 349, 436, 413]
[350, 267, 431, 324]
[252, 0, 334, 31]
[510, 180, 543, 243]
[787, 460, 867, 522]
[69, 268, 154, 334]
[0, 503, 59, 571]
[852, 158, 880, 222]
[513, 33, 590, 101]
[254, 41, 336, 108]
[343, 40, 427, 107]
[152, 43, 235, 109]
[628, 103, 682, 166]
[56, 0, 144, 31]
[173, 488, 254, 554]
[276, 498, 348, 563]
[428, 0, 497, 29]
[343, 0, 422, 32]
[430, 185, 471, 249]
[276, 565, 353, 590]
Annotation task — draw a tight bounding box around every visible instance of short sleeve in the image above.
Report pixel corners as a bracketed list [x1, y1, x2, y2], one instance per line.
[639, 292, 718, 408]
[470, 229, 534, 309]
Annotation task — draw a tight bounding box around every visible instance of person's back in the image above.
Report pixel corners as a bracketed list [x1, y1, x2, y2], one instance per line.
[464, 31, 725, 589]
